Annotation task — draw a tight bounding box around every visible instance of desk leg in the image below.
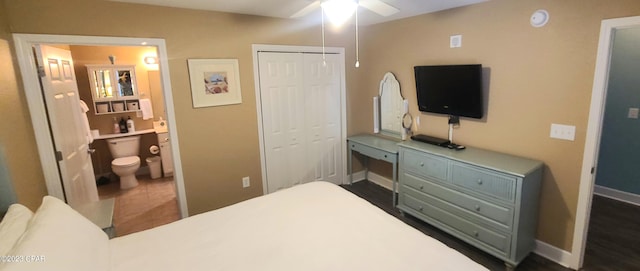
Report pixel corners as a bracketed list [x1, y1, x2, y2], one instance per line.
[348, 145, 353, 185]
[364, 156, 369, 181]
[392, 161, 397, 207]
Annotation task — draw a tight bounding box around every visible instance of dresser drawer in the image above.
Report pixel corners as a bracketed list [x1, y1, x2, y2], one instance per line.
[350, 141, 396, 163]
[402, 193, 511, 255]
[402, 173, 513, 229]
[401, 149, 448, 181]
[451, 163, 517, 202]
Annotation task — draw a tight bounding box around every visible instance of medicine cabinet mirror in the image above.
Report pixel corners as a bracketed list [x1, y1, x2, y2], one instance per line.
[87, 64, 139, 115]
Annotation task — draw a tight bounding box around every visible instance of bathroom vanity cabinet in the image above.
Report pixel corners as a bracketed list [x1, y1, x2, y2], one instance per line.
[87, 64, 140, 115]
[157, 132, 174, 177]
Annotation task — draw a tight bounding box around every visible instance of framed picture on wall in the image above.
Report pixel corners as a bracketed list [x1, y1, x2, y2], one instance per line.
[187, 59, 242, 108]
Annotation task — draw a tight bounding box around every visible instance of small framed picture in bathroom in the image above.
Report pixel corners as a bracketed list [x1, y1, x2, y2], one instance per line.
[187, 59, 242, 108]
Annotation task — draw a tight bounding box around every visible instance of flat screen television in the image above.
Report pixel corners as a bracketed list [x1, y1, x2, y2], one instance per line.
[414, 64, 483, 119]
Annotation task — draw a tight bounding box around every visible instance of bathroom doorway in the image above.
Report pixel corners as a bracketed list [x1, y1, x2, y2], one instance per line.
[573, 15, 640, 269]
[69, 44, 179, 236]
[13, 34, 188, 236]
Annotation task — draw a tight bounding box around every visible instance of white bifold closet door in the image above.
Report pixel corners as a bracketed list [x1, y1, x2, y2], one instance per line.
[258, 52, 342, 193]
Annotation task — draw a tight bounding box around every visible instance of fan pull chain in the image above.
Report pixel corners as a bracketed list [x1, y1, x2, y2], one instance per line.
[355, 6, 360, 68]
[321, 6, 327, 67]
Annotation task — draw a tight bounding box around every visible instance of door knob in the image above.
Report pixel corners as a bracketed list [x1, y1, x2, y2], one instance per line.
[87, 148, 96, 154]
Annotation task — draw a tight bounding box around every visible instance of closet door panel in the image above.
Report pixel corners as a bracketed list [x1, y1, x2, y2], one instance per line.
[304, 53, 342, 184]
[258, 52, 306, 193]
[258, 51, 343, 194]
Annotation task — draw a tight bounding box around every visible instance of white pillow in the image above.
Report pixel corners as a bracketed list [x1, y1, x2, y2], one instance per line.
[0, 196, 110, 271]
[0, 204, 33, 256]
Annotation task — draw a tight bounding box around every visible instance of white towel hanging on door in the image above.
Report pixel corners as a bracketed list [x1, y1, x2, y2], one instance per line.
[78, 100, 93, 144]
[139, 98, 154, 120]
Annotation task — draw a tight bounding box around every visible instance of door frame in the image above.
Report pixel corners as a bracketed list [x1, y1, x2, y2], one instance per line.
[251, 44, 347, 195]
[13, 34, 189, 218]
[571, 15, 640, 269]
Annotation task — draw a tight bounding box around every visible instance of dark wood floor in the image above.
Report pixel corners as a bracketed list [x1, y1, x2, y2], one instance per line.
[341, 181, 640, 271]
[583, 195, 640, 270]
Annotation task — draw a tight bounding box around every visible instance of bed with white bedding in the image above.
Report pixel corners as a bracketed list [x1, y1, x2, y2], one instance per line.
[0, 181, 488, 271]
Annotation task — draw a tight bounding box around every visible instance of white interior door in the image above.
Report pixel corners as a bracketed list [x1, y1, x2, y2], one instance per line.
[34, 45, 98, 207]
[258, 52, 306, 193]
[304, 54, 342, 185]
[258, 52, 343, 193]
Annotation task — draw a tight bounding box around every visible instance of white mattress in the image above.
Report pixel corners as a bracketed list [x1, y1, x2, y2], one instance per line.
[110, 182, 488, 271]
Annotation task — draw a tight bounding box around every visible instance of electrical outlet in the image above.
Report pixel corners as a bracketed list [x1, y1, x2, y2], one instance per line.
[550, 123, 576, 141]
[242, 177, 250, 188]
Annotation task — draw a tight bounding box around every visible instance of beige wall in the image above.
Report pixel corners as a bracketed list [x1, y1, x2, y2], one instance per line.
[351, 0, 640, 251]
[4, 0, 640, 253]
[2, 0, 355, 216]
[0, 1, 47, 210]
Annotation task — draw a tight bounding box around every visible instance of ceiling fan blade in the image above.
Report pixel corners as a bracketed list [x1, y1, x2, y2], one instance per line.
[358, 0, 399, 17]
[290, 1, 321, 18]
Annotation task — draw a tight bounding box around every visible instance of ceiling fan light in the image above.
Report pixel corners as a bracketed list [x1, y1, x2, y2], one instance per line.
[321, 0, 358, 26]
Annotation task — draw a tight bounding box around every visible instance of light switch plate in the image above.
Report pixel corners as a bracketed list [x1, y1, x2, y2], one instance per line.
[628, 108, 639, 119]
[450, 35, 462, 48]
[550, 124, 576, 141]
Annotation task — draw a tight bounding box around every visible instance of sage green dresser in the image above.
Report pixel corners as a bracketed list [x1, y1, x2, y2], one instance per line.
[397, 140, 543, 268]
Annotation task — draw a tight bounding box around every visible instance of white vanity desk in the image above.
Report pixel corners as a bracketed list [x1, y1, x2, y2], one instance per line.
[93, 128, 155, 140]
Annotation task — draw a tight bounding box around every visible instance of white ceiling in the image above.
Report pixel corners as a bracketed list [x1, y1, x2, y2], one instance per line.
[109, 0, 488, 25]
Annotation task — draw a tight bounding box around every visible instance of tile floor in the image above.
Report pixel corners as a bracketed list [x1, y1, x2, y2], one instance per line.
[97, 174, 180, 237]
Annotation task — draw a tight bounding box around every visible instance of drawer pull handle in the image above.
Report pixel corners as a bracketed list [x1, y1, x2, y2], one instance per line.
[475, 205, 481, 211]
[420, 162, 424, 167]
[477, 179, 483, 185]
[419, 185, 424, 190]
[384, 154, 388, 158]
[418, 206, 424, 211]
[351, 145, 355, 148]
[473, 231, 479, 237]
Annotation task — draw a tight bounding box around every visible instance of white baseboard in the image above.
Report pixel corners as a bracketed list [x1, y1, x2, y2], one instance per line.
[594, 185, 640, 207]
[348, 170, 393, 191]
[366, 172, 394, 191]
[348, 170, 365, 184]
[533, 240, 572, 268]
[348, 170, 574, 269]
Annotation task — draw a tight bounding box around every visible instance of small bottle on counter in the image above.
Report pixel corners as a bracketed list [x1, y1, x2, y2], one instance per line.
[119, 117, 128, 133]
[113, 117, 120, 134]
[126, 116, 135, 132]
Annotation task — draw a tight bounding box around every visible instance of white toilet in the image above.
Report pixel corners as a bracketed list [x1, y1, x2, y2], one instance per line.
[106, 135, 141, 189]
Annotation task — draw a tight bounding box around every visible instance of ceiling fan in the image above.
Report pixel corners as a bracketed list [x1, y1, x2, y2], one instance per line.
[293, 0, 398, 68]
[290, 0, 399, 21]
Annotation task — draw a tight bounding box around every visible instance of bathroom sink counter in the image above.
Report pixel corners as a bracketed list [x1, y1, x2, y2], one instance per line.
[94, 129, 155, 140]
